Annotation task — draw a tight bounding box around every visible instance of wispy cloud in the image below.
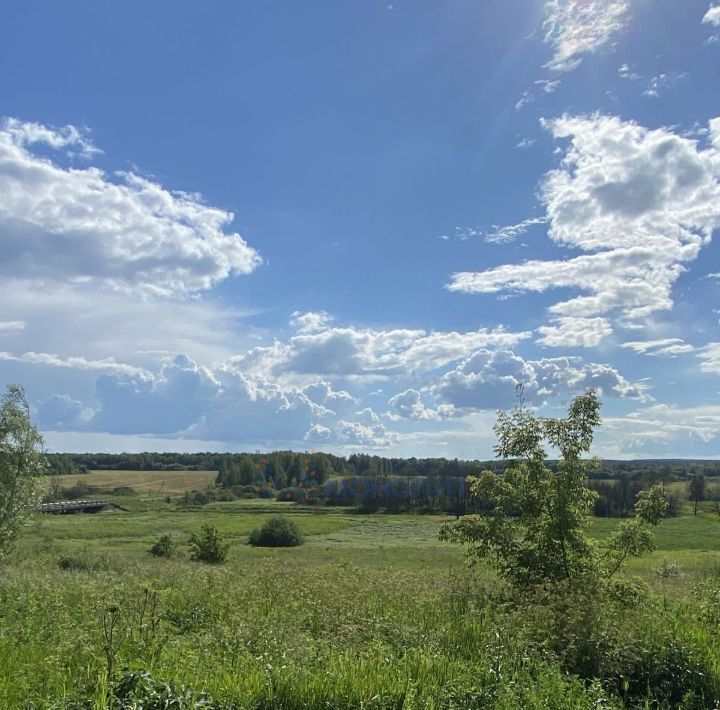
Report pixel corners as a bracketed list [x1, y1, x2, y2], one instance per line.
[622, 338, 695, 357]
[643, 72, 688, 98]
[543, 0, 631, 73]
[484, 217, 548, 245]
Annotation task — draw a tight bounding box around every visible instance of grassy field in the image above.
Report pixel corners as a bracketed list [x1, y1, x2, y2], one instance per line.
[3, 496, 720, 708]
[45, 469, 218, 494]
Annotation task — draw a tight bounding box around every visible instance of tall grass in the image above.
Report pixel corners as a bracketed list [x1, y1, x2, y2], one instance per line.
[2, 510, 720, 707]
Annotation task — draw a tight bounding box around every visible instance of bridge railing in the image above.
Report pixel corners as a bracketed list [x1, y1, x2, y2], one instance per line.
[36, 500, 112, 514]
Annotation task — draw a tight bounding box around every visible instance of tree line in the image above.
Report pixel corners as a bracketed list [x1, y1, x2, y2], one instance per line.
[45, 451, 720, 480]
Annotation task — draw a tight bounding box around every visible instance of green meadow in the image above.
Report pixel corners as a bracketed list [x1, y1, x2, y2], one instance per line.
[3, 477, 720, 708]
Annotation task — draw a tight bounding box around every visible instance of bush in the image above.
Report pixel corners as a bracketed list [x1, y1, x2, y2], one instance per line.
[110, 485, 136, 497]
[188, 524, 229, 563]
[112, 668, 221, 709]
[248, 516, 304, 547]
[149, 534, 175, 558]
[56, 550, 109, 572]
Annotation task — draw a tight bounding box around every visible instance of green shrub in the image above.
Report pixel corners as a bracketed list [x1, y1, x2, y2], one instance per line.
[110, 485, 136, 497]
[188, 524, 229, 563]
[112, 669, 220, 709]
[248, 516, 304, 547]
[148, 533, 175, 558]
[56, 550, 109, 572]
[517, 583, 719, 707]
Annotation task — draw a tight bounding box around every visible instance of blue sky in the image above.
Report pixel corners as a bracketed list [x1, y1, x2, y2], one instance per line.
[1, 0, 720, 458]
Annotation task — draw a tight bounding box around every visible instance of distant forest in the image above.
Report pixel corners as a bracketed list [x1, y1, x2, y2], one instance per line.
[45, 450, 720, 481]
[43, 451, 720, 517]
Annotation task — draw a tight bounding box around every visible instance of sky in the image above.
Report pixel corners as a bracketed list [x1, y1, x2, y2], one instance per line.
[1, 0, 720, 459]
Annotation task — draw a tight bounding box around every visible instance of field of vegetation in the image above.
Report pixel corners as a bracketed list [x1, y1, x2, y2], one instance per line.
[4, 390, 720, 708]
[0, 491, 718, 708]
[43, 469, 218, 496]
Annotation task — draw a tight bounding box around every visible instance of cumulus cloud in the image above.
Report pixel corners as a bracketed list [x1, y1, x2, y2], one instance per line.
[233, 323, 531, 380]
[704, 5, 720, 26]
[35, 394, 93, 430]
[428, 349, 641, 414]
[622, 338, 695, 357]
[543, 0, 631, 73]
[387, 389, 453, 421]
[0, 117, 260, 297]
[449, 115, 720, 344]
[29, 351, 394, 449]
[290, 310, 333, 333]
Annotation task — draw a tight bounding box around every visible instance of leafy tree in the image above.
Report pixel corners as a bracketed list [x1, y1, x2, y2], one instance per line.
[688, 471, 706, 516]
[708, 484, 720, 517]
[440, 389, 668, 591]
[0, 385, 46, 559]
[188, 524, 229, 563]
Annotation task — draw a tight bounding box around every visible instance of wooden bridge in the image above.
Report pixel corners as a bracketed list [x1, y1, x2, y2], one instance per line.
[37, 500, 113, 515]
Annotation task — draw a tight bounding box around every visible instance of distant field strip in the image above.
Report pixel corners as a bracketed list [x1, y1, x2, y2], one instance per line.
[45, 469, 217, 493]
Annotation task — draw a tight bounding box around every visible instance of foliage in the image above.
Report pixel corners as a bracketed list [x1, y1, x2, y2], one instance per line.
[440, 390, 668, 590]
[1, 502, 720, 708]
[112, 668, 220, 709]
[248, 515, 304, 547]
[0, 384, 46, 559]
[188, 524, 229, 564]
[688, 472, 706, 515]
[149, 534, 175, 558]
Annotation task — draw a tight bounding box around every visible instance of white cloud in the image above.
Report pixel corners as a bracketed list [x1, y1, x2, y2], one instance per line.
[35, 394, 93, 430]
[515, 138, 537, 150]
[537, 316, 613, 348]
[3, 117, 101, 159]
[0, 117, 260, 297]
[703, 5, 720, 26]
[484, 217, 548, 245]
[449, 115, 720, 343]
[233, 323, 531, 380]
[535, 79, 561, 93]
[601, 403, 720, 455]
[622, 338, 695, 357]
[290, 310, 333, 333]
[698, 342, 720, 373]
[0, 350, 150, 378]
[543, 0, 631, 73]
[515, 91, 534, 111]
[643, 73, 687, 99]
[387, 388, 452, 421]
[429, 349, 641, 414]
[0, 321, 25, 332]
[618, 63, 641, 80]
[0, 279, 259, 366]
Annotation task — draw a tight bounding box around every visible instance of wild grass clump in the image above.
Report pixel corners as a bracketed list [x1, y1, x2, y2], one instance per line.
[248, 516, 304, 547]
[188, 524, 229, 563]
[56, 550, 111, 572]
[148, 533, 175, 558]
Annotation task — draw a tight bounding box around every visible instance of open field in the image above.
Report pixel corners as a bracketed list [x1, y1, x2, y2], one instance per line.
[2, 496, 720, 708]
[45, 469, 218, 494]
